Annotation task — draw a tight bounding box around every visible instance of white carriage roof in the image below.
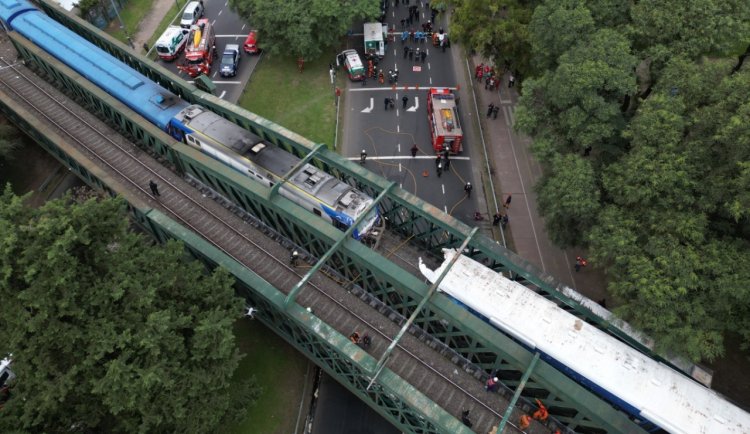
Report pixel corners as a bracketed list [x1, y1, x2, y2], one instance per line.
[419, 249, 750, 434]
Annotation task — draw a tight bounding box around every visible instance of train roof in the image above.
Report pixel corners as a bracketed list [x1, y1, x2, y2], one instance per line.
[4, 5, 187, 129]
[0, 0, 36, 26]
[175, 106, 363, 209]
[419, 249, 750, 434]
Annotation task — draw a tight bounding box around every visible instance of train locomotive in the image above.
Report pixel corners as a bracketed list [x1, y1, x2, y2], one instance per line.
[0, 0, 378, 240]
[420, 249, 750, 434]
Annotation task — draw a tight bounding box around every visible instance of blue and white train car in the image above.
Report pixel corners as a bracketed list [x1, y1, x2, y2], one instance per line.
[0, 1, 189, 129]
[419, 249, 750, 434]
[0, 0, 379, 239]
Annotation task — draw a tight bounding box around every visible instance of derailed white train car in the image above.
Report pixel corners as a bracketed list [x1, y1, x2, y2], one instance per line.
[419, 249, 750, 434]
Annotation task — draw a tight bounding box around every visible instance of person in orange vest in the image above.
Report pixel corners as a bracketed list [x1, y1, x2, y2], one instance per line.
[519, 414, 531, 429]
[533, 398, 549, 421]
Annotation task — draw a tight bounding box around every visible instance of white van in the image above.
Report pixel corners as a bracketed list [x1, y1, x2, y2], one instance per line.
[154, 26, 190, 61]
[180, 1, 204, 28]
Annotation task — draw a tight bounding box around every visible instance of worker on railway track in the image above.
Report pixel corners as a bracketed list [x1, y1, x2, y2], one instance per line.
[533, 398, 549, 421]
[290, 250, 299, 267]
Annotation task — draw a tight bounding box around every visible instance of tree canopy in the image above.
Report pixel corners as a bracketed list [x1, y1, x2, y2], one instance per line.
[0, 188, 255, 432]
[229, 0, 380, 59]
[476, 0, 750, 361]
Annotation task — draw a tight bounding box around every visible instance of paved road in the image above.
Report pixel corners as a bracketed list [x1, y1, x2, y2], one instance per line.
[150, 0, 260, 102]
[340, 6, 485, 227]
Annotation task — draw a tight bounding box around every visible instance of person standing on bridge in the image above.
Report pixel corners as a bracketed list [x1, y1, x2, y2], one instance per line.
[148, 180, 160, 197]
[464, 182, 473, 198]
[290, 250, 299, 267]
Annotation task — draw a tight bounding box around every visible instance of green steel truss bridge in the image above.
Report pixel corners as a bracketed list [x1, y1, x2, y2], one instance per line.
[0, 3, 708, 433]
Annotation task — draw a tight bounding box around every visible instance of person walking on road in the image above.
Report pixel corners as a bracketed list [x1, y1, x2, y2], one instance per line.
[487, 102, 495, 118]
[360, 150, 367, 164]
[410, 144, 418, 157]
[149, 180, 160, 197]
[509, 74, 516, 88]
[574, 256, 588, 272]
[464, 182, 473, 198]
[492, 105, 500, 119]
[493, 212, 502, 226]
[436, 162, 443, 177]
[384, 97, 391, 110]
[402, 95, 409, 109]
[504, 194, 512, 209]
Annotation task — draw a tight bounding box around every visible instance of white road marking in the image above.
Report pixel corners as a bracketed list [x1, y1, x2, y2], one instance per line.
[429, 76, 432, 85]
[211, 19, 216, 26]
[219, 90, 226, 99]
[406, 96, 419, 112]
[217, 10, 222, 16]
[397, 124, 400, 132]
[442, 184, 445, 194]
[348, 86, 457, 92]
[361, 97, 374, 113]
[399, 163, 402, 172]
[216, 34, 249, 38]
[398, 143, 401, 152]
[444, 205, 448, 213]
[346, 155, 471, 161]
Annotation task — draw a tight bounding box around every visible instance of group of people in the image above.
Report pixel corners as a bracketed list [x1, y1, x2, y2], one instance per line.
[475, 62, 516, 91]
[402, 45, 428, 63]
[349, 331, 372, 349]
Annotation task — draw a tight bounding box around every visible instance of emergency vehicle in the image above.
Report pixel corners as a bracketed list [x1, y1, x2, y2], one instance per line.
[178, 19, 216, 78]
[339, 49, 365, 81]
[427, 88, 463, 153]
[364, 22, 387, 58]
[154, 26, 190, 61]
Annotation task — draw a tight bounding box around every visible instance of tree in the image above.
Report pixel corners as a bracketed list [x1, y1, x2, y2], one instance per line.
[0, 188, 255, 433]
[229, 0, 380, 59]
[535, 153, 600, 247]
[516, 28, 636, 158]
[451, 0, 534, 78]
[528, 0, 595, 70]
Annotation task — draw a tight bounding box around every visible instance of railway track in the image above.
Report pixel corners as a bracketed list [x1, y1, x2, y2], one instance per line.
[0, 46, 554, 434]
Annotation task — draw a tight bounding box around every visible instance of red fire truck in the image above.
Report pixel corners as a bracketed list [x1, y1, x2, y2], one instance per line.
[427, 88, 463, 153]
[177, 18, 216, 78]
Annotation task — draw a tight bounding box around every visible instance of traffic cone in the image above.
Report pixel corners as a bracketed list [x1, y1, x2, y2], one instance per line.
[422, 170, 429, 177]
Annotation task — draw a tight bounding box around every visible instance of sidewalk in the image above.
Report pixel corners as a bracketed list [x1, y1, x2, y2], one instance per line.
[131, 0, 178, 54]
[468, 57, 609, 305]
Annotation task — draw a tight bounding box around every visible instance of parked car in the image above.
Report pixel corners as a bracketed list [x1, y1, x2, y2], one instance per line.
[154, 26, 190, 61]
[180, 1, 204, 28]
[220, 44, 240, 77]
[243, 30, 260, 55]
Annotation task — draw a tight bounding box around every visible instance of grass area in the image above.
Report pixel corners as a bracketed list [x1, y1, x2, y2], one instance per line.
[238, 49, 342, 147]
[226, 319, 310, 434]
[106, 0, 185, 56]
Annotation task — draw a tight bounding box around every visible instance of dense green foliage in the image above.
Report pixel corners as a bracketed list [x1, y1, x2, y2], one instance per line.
[0, 189, 255, 432]
[457, 0, 750, 361]
[228, 0, 380, 59]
